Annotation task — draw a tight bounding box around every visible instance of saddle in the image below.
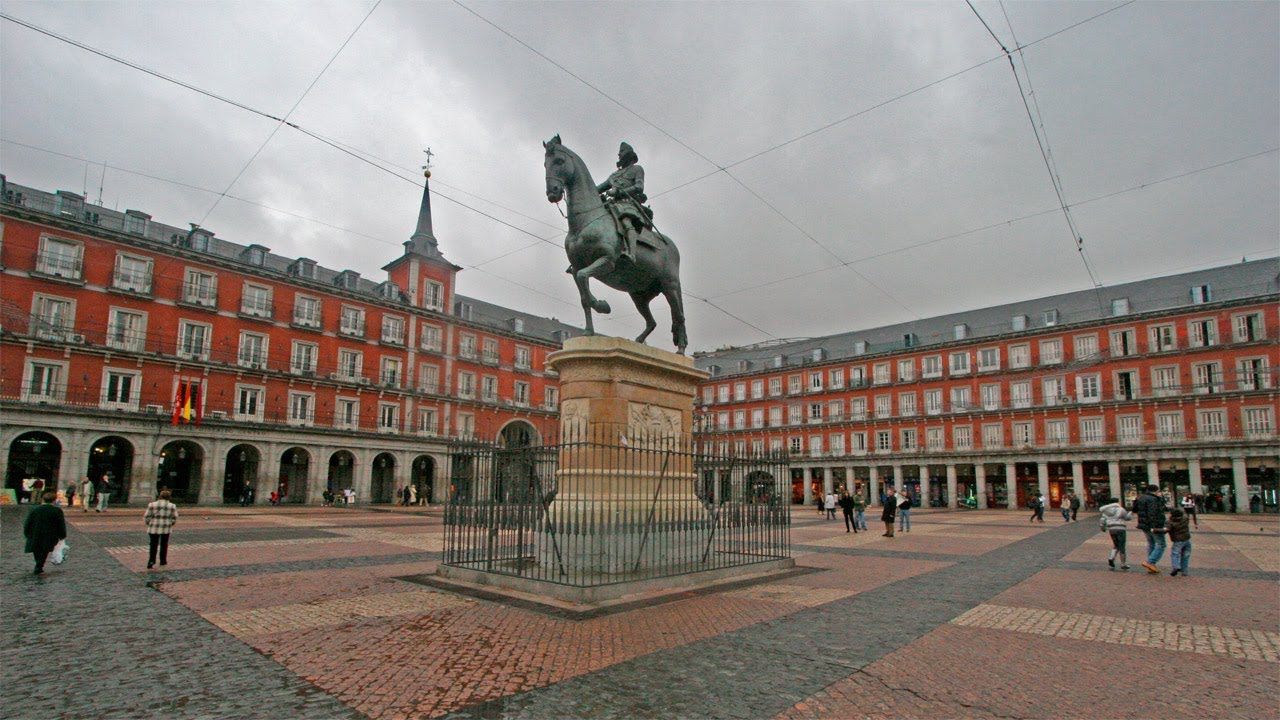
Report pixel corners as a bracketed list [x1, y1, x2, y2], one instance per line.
[603, 199, 663, 250]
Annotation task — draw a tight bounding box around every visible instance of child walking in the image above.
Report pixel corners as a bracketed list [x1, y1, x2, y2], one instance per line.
[1098, 496, 1132, 570]
[1168, 507, 1193, 576]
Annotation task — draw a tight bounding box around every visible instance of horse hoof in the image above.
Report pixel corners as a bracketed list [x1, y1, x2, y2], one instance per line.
[593, 300, 611, 314]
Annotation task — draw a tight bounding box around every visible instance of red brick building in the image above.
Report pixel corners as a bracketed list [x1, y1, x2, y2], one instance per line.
[692, 260, 1279, 512]
[1, 173, 571, 506]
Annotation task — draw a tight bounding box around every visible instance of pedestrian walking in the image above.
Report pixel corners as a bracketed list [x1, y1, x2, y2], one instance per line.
[824, 492, 837, 520]
[95, 473, 113, 512]
[24, 489, 67, 575]
[64, 482, 76, 509]
[1061, 499, 1072, 523]
[408, 484, 418, 506]
[897, 491, 912, 532]
[838, 492, 857, 533]
[143, 489, 179, 569]
[852, 492, 868, 531]
[1069, 492, 1081, 521]
[1168, 507, 1193, 576]
[1098, 496, 1132, 570]
[80, 476, 94, 512]
[881, 488, 897, 537]
[1133, 484, 1168, 573]
[1181, 495, 1199, 529]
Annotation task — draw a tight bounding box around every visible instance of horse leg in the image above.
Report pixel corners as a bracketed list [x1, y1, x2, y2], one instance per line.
[630, 289, 660, 344]
[574, 257, 613, 314]
[661, 278, 688, 354]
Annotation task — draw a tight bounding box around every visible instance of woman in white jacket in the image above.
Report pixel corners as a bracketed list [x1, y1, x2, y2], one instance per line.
[1098, 497, 1133, 570]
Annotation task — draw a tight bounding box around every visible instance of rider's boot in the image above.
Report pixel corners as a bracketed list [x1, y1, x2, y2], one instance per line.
[620, 224, 637, 263]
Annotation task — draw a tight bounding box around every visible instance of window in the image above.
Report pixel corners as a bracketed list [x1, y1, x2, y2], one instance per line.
[381, 358, 403, 388]
[897, 359, 915, 382]
[980, 383, 1001, 410]
[1012, 422, 1033, 447]
[1041, 377, 1065, 406]
[178, 321, 210, 360]
[717, 385, 730, 403]
[418, 407, 438, 436]
[808, 403, 823, 422]
[340, 306, 366, 337]
[849, 366, 866, 387]
[1076, 374, 1101, 403]
[1043, 309, 1059, 326]
[240, 283, 273, 318]
[954, 323, 969, 340]
[481, 375, 498, 402]
[900, 429, 917, 451]
[290, 341, 318, 376]
[424, 280, 444, 311]
[874, 395, 892, 419]
[751, 439, 764, 456]
[36, 236, 82, 279]
[924, 389, 942, 415]
[807, 372, 822, 392]
[481, 338, 499, 364]
[1151, 366, 1179, 397]
[734, 440, 747, 456]
[734, 410, 746, 429]
[978, 347, 1000, 371]
[378, 403, 400, 433]
[1039, 338, 1062, 365]
[828, 369, 843, 389]
[288, 392, 314, 426]
[1188, 318, 1217, 347]
[769, 377, 783, 396]
[101, 369, 139, 409]
[1233, 312, 1265, 342]
[418, 324, 442, 352]
[1046, 420, 1068, 446]
[809, 436, 823, 457]
[925, 427, 944, 451]
[459, 334, 477, 359]
[336, 398, 359, 430]
[1111, 298, 1130, 316]
[849, 398, 867, 421]
[107, 308, 146, 352]
[1192, 362, 1222, 394]
[515, 346, 531, 369]
[788, 375, 803, 394]
[981, 424, 1003, 449]
[949, 351, 970, 375]
[733, 382, 747, 401]
[235, 385, 263, 421]
[1074, 334, 1099, 360]
[1079, 417, 1105, 445]
[898, 392, 917, 416]
[949, 386, 972, 413]
[1243, 407, 1274, 438]
[1115, 370, 1138, 401]
[418, 364, 439, 393]
[32, 294, 74, 340]
[1108, 329, 1135, 357]
[1190, 284, 1211, 304]
[182, 269, 217, 306]
[922, 356, 942, 378]
[1238, 358, 1269, 390]
[702, 387, 715, 405]
[829, 433, 845, 455]
[1197, 409, 1225, 439]
[338, 349, 363, 381]
[1156, 412, 1184, 442]
[875, 431, 892, 452]
[1117, 415, 1143, 444]
[769, 406, 783, 427]
[788, 404, 803, 425]
[751, 408, 764, 428]
[1011, 314, 1028, 331]
[293, 295, 321, 328]
[751, 379, 765, 398]
[827, 399, 843, 420]
[872, 363, 890, 385]
[1010, 381, 1031, 409]
[112, 253, 152, 293]
[124, 211, 149, 235]
[953, 425, 972, 450]
[238, 332, 268, 370]
[382, 315, 406, 345]
[850, 432, 867, 454]
[544, 386, 559, 410]
[457, 413, 475, 440]
[1009, 344, 1030, 369]
[1147, 324, 1176, 352]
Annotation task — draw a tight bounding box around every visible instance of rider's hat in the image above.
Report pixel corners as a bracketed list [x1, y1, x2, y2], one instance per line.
[618, 142, 638, 164]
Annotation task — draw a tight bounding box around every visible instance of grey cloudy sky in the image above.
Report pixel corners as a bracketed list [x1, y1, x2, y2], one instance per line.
[2, 1, 1276, 353]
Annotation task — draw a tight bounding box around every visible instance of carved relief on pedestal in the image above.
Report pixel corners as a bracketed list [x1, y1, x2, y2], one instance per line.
[627, 402, 682, 443]
[560, 398, 591, 438]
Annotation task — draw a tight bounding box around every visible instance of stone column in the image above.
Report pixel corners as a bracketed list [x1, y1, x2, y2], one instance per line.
[975, 463, 988, 509]
[868, 466, 880, 507]
[1147, 460, 1161, 491]
[844, 465, 855, 494]
[1005, 462, 1017, 509]
[822, 466, 833, 497]
[893, 465, 904, 494]
[1232, 457, 1250, 513]
[919, 466, 930, 507]
[1071, 460, 1085, 500]
[802, 469, 813, 507]
[1108, 459, 1122, 503]
[946, 464, 958, 509]
[1037, 462, 1049, 502]
[1188, 457, 1203, 496]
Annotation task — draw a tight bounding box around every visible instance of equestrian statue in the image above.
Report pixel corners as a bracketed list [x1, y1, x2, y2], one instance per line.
[544, 135, 688, 354]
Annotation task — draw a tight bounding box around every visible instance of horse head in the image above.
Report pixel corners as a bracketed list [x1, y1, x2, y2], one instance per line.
[544, 134, 571, 203]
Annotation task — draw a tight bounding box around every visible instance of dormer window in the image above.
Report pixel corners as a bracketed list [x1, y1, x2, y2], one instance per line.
[772, 354, 786, 368]
[738, 359, 752, 372]
[902, 333, 917, 348]
[1111, 297, 1130, 316]
[183, 225, 213, 252]
[124, 210, 150, 236]
[509, 318, 525, 334]
[1011, 314, 1028, 331]
[853, 341, 867, 356]
[289, 257, 317, 279]
[1191, 284, 1211, 304]
[378, 281, 400, 301]
[335, 270, 360, 290]
[810, 348, 826, 362]
[455, 301, 473, 321]
[1043, 309, 1059, 327]
[953, 324, 968, 340]
[242, 244, 269, 267]
[55, 190, 84, 219]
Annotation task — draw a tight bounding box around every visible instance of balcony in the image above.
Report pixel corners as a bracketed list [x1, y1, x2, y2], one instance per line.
[239, 298, 273, 320]
[34, 251, 83, 281]
[181, 282, 218, 308]
[111, 268, 152, 295]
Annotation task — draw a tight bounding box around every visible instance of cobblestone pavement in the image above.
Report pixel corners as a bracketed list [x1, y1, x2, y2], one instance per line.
[4, 505, 1277, 719]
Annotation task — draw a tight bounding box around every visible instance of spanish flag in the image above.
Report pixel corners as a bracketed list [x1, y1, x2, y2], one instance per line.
[172, 380, 202, 425]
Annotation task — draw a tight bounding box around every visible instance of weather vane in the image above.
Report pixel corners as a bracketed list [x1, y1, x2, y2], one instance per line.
[422, 147, 434, 177]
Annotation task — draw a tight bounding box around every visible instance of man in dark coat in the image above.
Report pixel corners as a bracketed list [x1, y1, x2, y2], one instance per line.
[881, 487, 897, 537]
[1132, 484, 1168, 573]
[24, 489, 67, 575]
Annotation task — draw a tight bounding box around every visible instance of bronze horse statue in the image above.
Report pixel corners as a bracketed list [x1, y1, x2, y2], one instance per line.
[544, 135, 688, 354]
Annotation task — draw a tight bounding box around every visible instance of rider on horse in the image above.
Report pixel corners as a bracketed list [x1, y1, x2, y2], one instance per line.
[596, 142, 652, 263]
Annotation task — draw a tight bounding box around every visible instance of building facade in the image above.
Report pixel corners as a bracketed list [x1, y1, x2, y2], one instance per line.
[0, 174, 572, 506]
[692, 260, 1279, 513]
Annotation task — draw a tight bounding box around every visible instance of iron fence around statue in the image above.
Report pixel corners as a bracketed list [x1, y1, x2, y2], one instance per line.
[442, 423, 791, 588]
